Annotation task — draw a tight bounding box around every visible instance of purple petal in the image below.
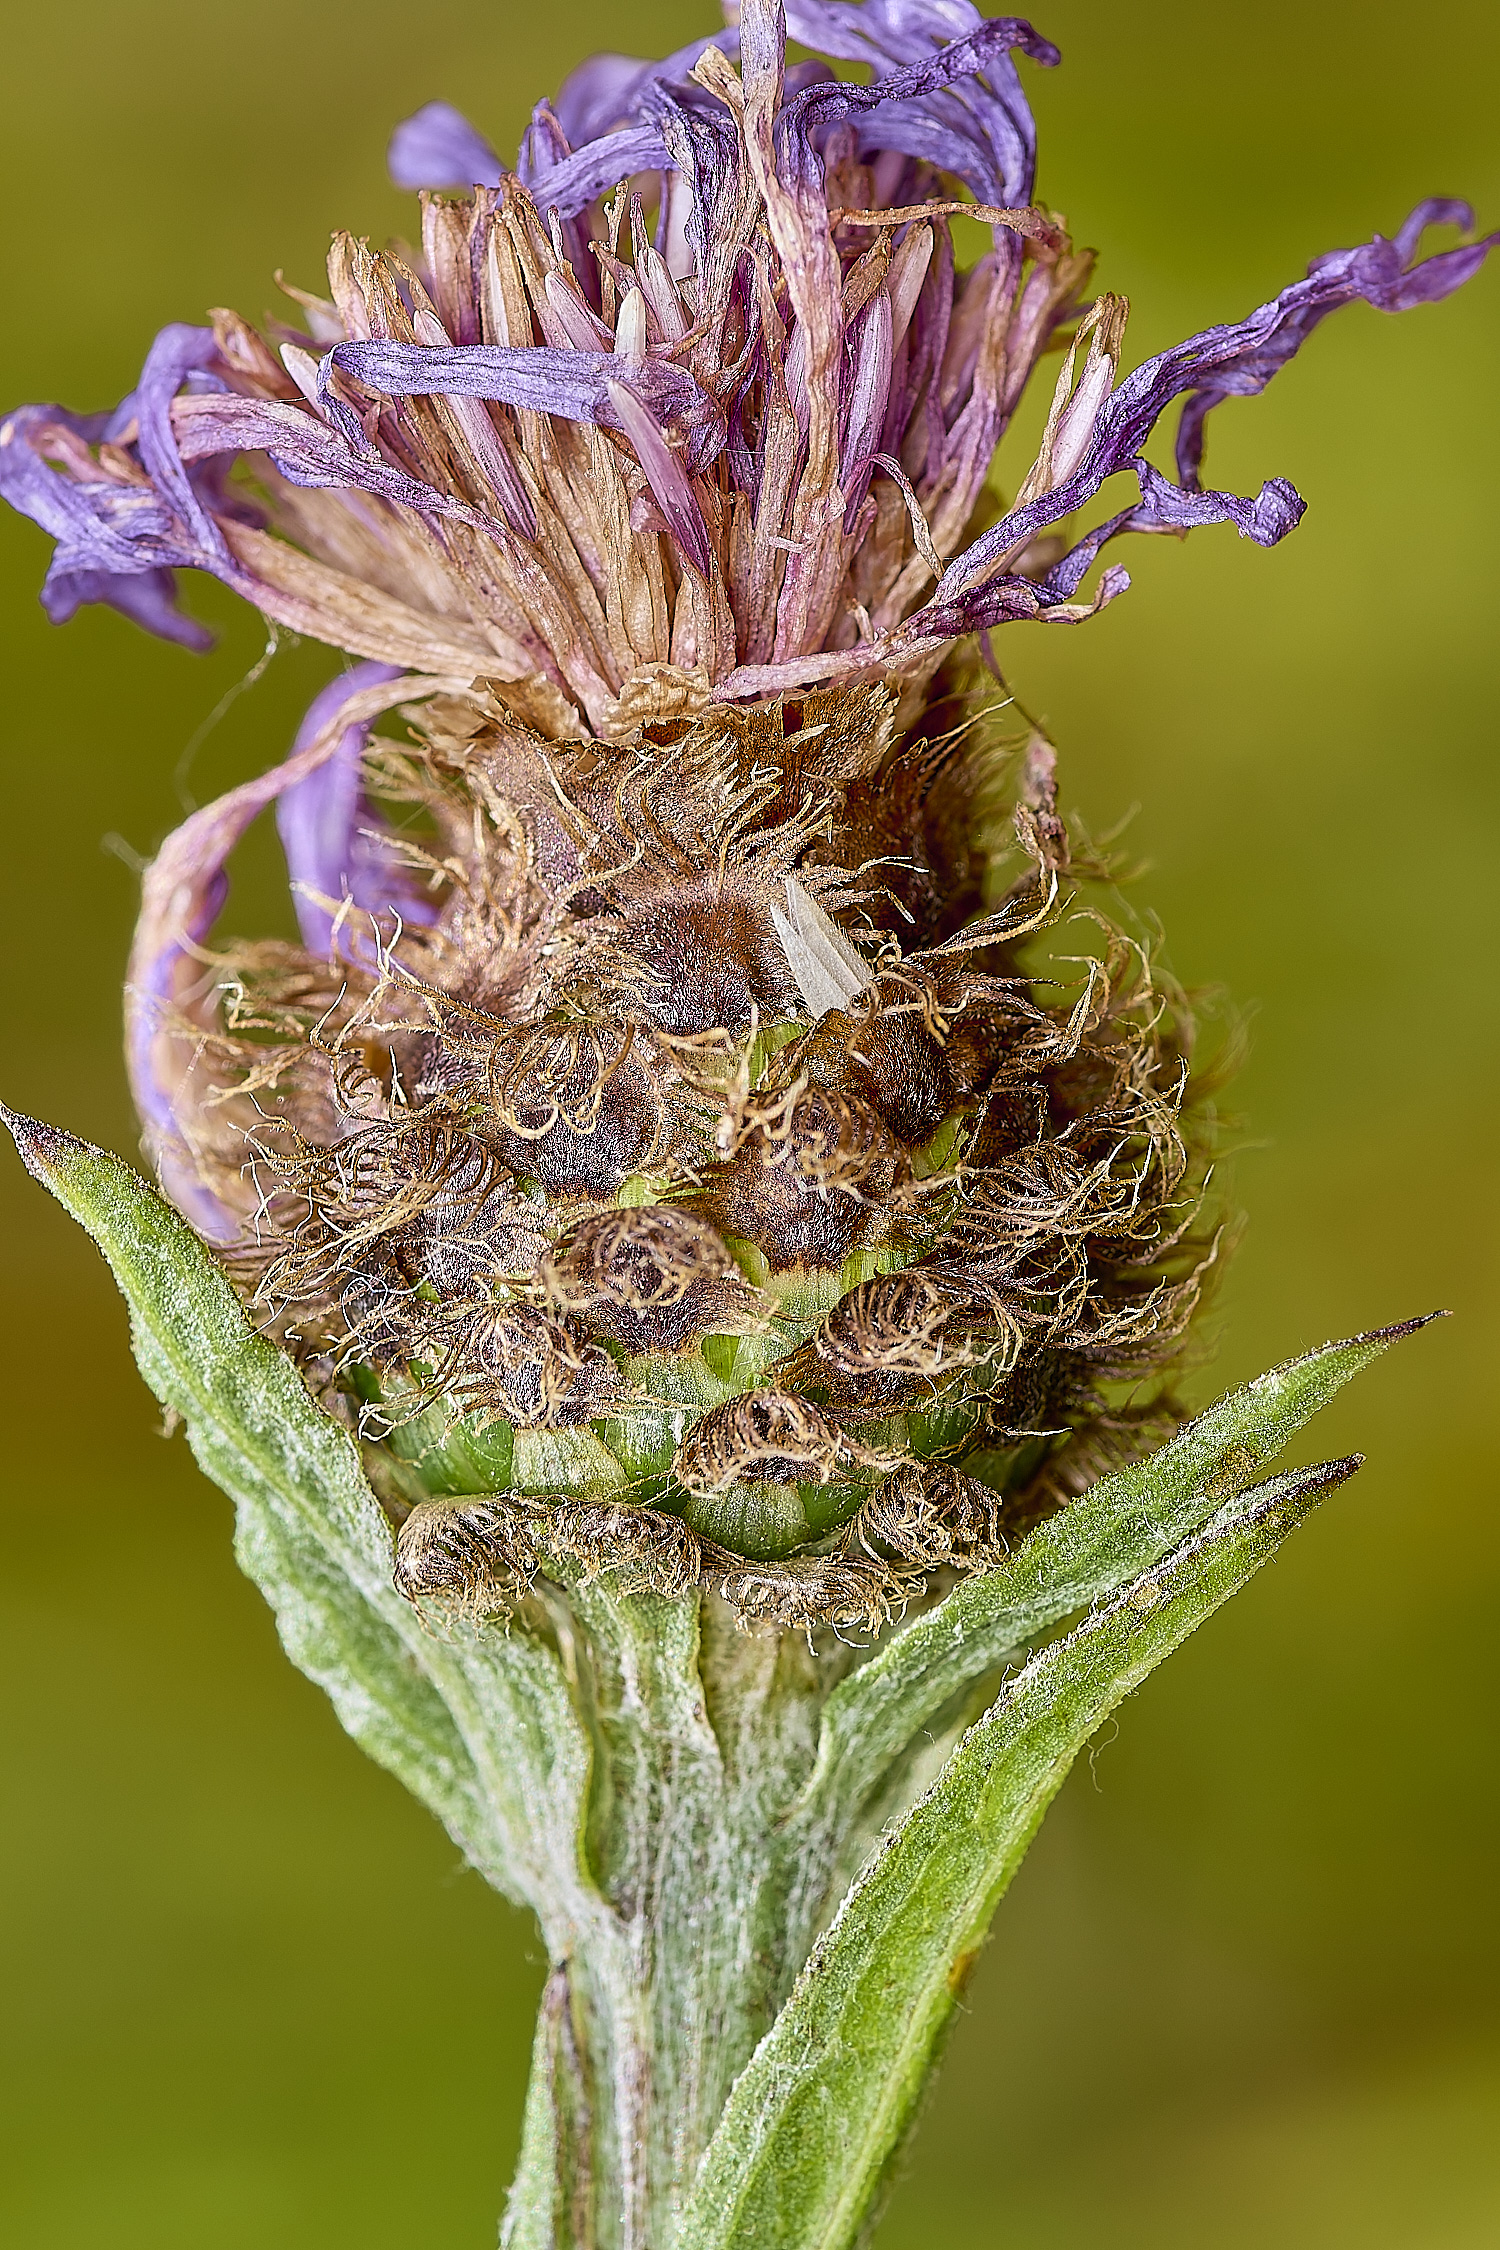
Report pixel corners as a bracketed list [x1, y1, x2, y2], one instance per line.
[784, 2, 985, 72]
[44, 563, 213, 649]
[276, 661, 438, 958]
[0, 331, 229, 645]
[516, 99, 572, 187]
[173, 389, 500, 532]
[528, 125, 672, 219]
[5, 366, 535, 646]
[1174, 202, 1496, 486]
[1389, 195, 1475, 265]
[132, 324, 227, 561]
[320, 339, 724, 471]
[552, 31, 743, 145]
[1041, 460, 1304, 606]
[780, 10, 1058, 209]
[0, 328, 239, 652]
[933, 203, 1500, 620]
[630, 84, 742, 292]
[388, 100, 504, 191]
[605, 379, 713, 577]
[552, 54, 657, 146]
[0, 403, 219, 642]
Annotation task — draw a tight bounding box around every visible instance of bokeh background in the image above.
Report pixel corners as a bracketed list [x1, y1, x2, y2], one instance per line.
[2, 2, 1496, 2242]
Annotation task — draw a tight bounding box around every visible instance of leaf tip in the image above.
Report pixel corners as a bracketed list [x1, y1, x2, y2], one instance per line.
[1207, 1452, 1363, 1550]
[1356, 1309, 1450, 1345]
[0, 1100, 80, 1188]
[1293, 1450, 1364, 1495]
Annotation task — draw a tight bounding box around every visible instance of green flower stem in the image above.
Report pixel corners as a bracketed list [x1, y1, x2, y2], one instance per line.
[497, 1580, 851, 2249]
[2, 1105, 1428, 2250]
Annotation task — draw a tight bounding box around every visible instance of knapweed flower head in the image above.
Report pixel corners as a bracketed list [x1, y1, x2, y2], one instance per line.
[5, 1, 1491, 1628]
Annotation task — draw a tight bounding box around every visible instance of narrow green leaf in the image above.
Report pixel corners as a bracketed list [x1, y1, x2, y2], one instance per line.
[679, 1456, 1359, 2250]
[1, 1108, 594, 1918]
[796, 1316, 1435, 1844]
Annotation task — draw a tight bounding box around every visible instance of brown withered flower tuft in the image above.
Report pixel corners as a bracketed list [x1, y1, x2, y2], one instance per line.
[5, 2, 1490, 1626]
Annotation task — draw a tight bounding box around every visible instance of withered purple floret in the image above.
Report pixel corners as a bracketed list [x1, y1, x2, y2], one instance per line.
[932, 193, 1500, 631]
[2, 4, 1490, 697]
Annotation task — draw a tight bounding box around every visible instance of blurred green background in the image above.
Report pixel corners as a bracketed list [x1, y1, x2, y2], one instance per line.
[1, 2, 1496, 2242]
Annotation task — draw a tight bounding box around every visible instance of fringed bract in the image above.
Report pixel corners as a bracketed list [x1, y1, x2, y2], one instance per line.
[139, 672, 1213, 1614]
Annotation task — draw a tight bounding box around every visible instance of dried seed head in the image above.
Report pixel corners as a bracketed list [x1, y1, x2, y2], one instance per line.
[20, 2, 1450, 1620]
[115, 659, 1218, 1616]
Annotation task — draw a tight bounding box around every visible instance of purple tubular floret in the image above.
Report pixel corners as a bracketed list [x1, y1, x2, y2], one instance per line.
[0, 398, 214, 646]
[45, 563, 213, 649]
[1171, 198, 1493, 487]
[780, 4, 1055, 210]
[551, 31, 743, 147]
[132, 325, 227, 559]
[176, 389, 510, 530]
[317, 340, 724, 471]
[528, 127, 674, 219]
[779, 13, 1058, 209]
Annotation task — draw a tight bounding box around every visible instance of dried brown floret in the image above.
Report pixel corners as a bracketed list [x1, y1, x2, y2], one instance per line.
[778, 1268, 1004, 1409]
[858, 1461, 1017, 1566]
[707, 1553, 900, 1635]
[416, 1301, 622, 1430]
[392, 1494, 539, 1611]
